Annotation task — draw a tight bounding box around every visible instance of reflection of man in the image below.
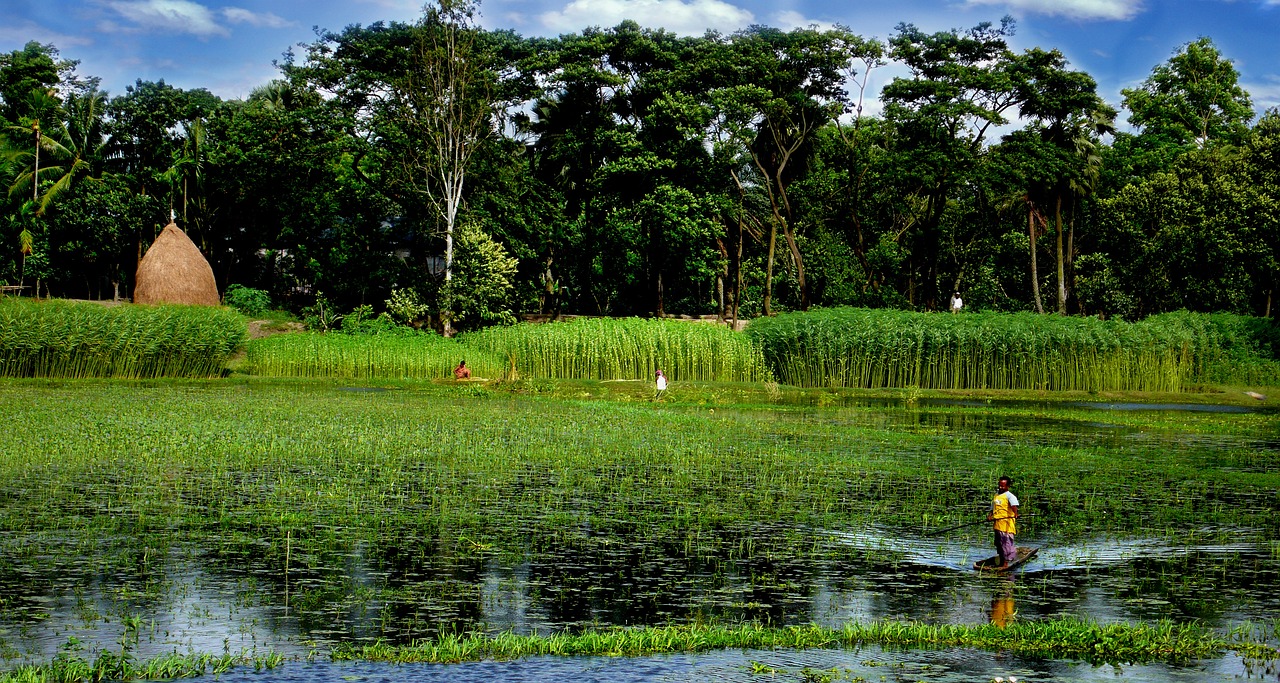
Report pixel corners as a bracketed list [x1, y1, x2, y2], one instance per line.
[949, 291, 963, 313]
[990, 579, 1016, 627]
[986, 476, 1019, 569]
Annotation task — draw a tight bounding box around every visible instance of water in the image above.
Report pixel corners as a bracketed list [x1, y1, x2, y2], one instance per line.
[208, 648, 1278, 683]
[2, 389, 1278, 681]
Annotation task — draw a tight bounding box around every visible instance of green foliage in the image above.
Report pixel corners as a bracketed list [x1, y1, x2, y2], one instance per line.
[0, 297, 246, 378]
[440, 222, 518, 331]
[341, 304, 399, 335]
[222, 283, 272, 316]
[327, 619, 1271, 665]
[460, 317, 770, 382]
[746, 306, 1271, 391]
[385, 287, 430, 327]
[301, 294, 343, 332]
[244, 330, 502, 379]
[1122, 38, 1253, 148]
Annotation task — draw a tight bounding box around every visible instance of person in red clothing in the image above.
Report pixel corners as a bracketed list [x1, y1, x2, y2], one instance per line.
[454, 359, 471, 379]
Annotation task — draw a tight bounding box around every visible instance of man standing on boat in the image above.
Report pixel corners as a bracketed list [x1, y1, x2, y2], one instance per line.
[987, 476, 1019, 569]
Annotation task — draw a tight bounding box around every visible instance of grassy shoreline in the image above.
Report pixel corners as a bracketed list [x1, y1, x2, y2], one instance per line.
[2, 618, 1276, 681]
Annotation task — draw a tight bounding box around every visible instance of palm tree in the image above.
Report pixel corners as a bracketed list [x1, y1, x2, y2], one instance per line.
[3, 87, 107, 214]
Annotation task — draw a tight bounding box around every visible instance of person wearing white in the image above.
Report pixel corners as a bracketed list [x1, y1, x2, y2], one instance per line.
[655, 369, 667, 397]
[950, 292, 963, 313]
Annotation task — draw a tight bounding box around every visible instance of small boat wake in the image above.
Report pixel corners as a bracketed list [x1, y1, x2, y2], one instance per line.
[823, 526, 1265, 573]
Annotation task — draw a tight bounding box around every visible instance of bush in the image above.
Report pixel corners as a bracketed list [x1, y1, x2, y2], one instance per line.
[223, 284, 272, 317]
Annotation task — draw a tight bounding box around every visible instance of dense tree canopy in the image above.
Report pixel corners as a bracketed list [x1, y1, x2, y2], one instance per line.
[0, 11, 1275, 325]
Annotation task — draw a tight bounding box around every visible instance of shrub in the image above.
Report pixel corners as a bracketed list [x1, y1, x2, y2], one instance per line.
[222, 284, 272, 317]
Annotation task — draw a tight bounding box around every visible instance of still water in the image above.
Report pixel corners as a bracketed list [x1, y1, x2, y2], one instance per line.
[1, 395, 1277, 680]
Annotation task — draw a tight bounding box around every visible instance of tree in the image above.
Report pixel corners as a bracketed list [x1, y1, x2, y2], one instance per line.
[881, 18, 1022, 310]
[439, 221, 518, 331]
[713, 26, 863, 314]
[0, 42, 64, 125]
[4, 88, 110, 215]
[1122, 38, 1253, 149]
[1243, 110, 1280, 317]
[1010, 48, 1115, 313]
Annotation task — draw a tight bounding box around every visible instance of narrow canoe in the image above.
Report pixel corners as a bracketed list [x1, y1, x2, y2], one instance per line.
[974, 546, 1038, 573]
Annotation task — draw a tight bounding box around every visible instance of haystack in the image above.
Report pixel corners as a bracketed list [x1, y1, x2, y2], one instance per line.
[133, 222, 220, 305]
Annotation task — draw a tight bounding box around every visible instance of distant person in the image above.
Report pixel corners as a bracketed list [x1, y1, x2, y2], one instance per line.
[654, 369, 667, 398]
[986, 476, 1020, 570]
[454, 359, 471, 380]
[950, 291, 964, 313]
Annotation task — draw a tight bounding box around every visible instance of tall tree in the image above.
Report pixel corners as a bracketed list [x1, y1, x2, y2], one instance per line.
[881, 18, 1022, 310]
[1010, 48, 1115, 313]
[713, 26, 862, 314]
[1122, 38, 1253, 149]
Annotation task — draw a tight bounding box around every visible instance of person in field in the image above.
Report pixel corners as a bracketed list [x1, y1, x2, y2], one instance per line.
[987, 476, 1019, 569]
[454, 359, 471, 379]
[950, 291, 964, 313]
[654, 369, 667, 398]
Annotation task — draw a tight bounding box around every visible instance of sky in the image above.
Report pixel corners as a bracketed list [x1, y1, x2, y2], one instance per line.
[3, 0, 1279, 122]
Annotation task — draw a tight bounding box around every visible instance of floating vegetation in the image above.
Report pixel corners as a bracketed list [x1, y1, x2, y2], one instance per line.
[244, 331, 505, 379]
[747, 307, 1280, 391]
[0, 298, 245, 378]
[0, 380, 1277, 676]
[330, 619, 1278, 665]
[0, 648, 285, 683]
[460, 317, 771, 382]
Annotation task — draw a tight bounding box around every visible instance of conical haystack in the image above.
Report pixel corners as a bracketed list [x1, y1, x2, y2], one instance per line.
[133, 222, 220, 306]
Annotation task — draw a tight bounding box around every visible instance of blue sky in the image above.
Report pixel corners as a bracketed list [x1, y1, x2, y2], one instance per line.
[3, 0, 1279, 121]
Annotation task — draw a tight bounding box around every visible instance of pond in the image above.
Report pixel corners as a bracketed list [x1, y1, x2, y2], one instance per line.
[0, 382, 1277, 679]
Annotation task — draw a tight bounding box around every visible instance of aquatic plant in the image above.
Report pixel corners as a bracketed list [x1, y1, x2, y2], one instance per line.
[459, 317, 771, 382]
[244, 331, 505, 379]
[0, 298, 245, 378]
[330, 619, 1277, 665]
[746, 308, 1280, 391]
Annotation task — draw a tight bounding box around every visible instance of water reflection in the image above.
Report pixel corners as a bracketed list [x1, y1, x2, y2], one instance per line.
[2, 525, 1278, 666]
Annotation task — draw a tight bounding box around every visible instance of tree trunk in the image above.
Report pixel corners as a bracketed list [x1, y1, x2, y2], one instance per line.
[763, 220, 777, 316]
[781, 220, 808, 311]
[733, 213, 743, 330]
[1055, 193, 1066, 314]
[1029, 204, 1044, 314]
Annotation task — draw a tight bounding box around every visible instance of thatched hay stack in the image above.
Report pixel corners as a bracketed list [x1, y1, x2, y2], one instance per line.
[133, 222, 220, 306]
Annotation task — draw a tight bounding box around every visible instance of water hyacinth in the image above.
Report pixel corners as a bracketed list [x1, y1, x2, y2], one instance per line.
[0, 297, 246, 379]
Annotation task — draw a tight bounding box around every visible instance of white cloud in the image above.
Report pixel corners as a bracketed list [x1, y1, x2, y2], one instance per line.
[106, 0, 228, 37]
[1243, 76, 1280, 112]
[0, 21, 94, 47]
[539, 0, 754, 35]
[964, 0, 1143, 21]
[771, 10, 839, 32]
[221, 7, 293, 29]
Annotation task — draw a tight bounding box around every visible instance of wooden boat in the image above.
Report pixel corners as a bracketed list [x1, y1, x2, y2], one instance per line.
[973, 546, 1038, 572]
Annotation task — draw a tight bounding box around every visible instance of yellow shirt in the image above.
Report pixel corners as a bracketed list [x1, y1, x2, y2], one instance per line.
[992, 491, 1018, 534]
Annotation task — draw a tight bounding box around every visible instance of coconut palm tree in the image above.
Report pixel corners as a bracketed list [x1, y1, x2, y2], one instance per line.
[3, 87, 107, 214]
